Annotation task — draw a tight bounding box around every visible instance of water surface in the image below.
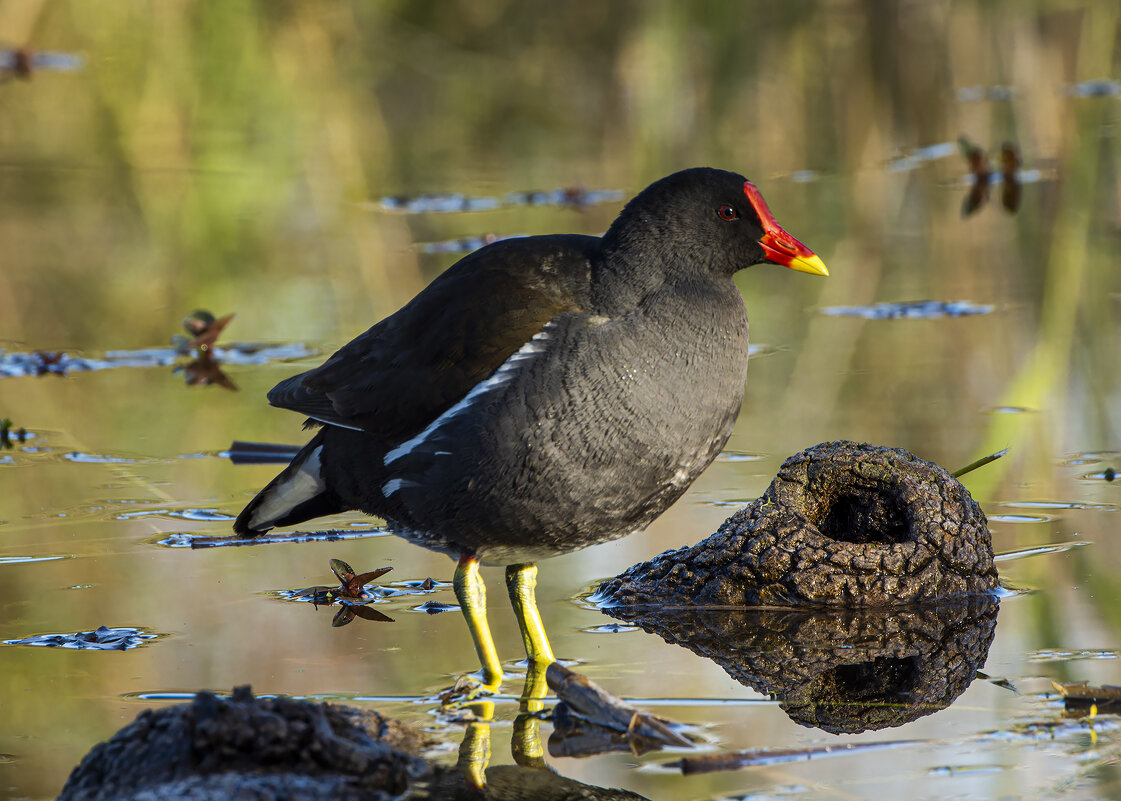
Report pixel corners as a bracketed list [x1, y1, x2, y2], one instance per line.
[2, 2, 1121, 799]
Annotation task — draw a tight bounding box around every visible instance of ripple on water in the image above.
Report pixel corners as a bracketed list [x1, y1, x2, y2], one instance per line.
[820, 300, 994, 320]
[1078, 469, 1118, 482]
[116, 508, 233, 522]
[1025, 648, 1120, 663]
[417, 233, 527, 254]
[994, 541, 1090, 563]
[63, 452, 138, 464]
[156, 527, 388, 548]
[0, 343, 319, 379]
[993, 582, 1033, 599]
[886, 141, 959, 172]
[376, 186, 624, 215]
[1064, 79, 1121, 97]
[717, 451, 765, 462]
[1062, 451, 1119, 466]
[583, 623, 639, 634]
[747, 343, 780, 359]
[987, 513, 1053, 524]
[1000, 500, 1117, 511]
[382, 578, 448, 595]
[0, 554, 71, 565]
[121, 691, 208, 703]
[703, 500, 753, 509]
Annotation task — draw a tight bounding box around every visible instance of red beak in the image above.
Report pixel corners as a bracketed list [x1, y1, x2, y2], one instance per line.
[743, 182, 829, 276]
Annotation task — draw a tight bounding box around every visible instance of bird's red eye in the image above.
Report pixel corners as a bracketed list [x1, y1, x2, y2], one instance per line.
[717, 205, 739, 221]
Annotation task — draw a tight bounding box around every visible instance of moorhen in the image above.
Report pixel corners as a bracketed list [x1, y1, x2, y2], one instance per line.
[234, 167, 827, 688]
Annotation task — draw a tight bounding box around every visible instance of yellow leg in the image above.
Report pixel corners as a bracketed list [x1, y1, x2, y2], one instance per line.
[505, 563, 556, 667]
[453, 554, 503, 689]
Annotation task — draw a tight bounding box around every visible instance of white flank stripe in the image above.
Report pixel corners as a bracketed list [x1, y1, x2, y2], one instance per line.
[382, 478, 412, 497]
[383, 324, 554, 466]
[249, 445, 324, 529]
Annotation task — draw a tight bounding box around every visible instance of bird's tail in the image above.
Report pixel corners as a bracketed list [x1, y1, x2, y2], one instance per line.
[232, 430, 346, 535]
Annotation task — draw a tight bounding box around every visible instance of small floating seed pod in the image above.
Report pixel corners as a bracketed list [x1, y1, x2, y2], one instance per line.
[599, 441, 998, 607]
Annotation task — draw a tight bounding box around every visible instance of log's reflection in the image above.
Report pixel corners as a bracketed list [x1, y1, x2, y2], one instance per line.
[605, 597, 998, 734]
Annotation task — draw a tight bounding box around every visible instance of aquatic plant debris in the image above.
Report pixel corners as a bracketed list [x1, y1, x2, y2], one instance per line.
[820, 300, 994, 319]
[329, 604, 394, 627]
[958, 137, 1023, 216]
[322, 558, 391, 602]
[413, 601, 457, 614]
[959, 136, 992, 216]
[0, 417, 27, 449]
[280, 560, 396, 626]
[5, 626, 159, 650]
[1000, 143, 1022, 212]
[174, 310, 234, 353]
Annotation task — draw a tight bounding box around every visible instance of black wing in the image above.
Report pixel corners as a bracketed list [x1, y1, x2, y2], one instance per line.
[267, 235, 597, 443]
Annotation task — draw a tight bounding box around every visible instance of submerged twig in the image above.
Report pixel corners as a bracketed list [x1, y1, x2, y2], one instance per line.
[546, 662, 691, 748]
[672, 739, 922, 775]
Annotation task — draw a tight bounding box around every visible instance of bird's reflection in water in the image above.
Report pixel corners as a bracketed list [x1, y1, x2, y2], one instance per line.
[605, 597, 998, 734]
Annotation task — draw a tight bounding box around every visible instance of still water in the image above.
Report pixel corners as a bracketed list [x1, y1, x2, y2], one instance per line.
[2, 2, 1121, 798]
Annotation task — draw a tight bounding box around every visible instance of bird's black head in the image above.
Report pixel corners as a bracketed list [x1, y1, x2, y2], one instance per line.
[602, 167, 828, 279]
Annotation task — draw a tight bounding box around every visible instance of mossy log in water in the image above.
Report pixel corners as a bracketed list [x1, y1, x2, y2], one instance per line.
[58, 686, 652, 800]
[58, 686, 427, 801]
[600, 441, 998, 607]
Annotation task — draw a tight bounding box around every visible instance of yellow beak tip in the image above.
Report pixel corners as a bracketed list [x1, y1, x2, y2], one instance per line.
[788, 254, 829, 277]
